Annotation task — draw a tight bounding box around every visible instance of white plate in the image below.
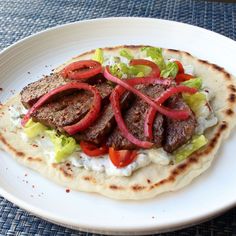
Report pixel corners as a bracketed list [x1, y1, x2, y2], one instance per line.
[0, 17, 236, 235]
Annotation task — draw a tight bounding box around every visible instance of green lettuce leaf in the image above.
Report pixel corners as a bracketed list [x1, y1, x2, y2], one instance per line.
[46, 130, 77, 163]
[23, 119, 48, 138]
[174, 135, 208, 163]
[110, 63, 150, 78]
[119, 49, 133, 60]
[182, 77, 202, 89]
[183, 92, 206, 115]
[160, 62, 178, 78]
[92, 48, 104, 64]
[109, 64, 123, 78]
[134, 65, 151, 76]
[141, 47, 166, 70]
[136, 71, 145, 77]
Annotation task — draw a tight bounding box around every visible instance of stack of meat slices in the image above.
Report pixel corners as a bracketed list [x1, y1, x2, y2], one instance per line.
[20, 71, 196, 153]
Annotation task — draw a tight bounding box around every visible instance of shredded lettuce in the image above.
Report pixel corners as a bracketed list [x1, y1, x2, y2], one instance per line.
[110, 63, 150, 78]
[24, 120, 78, 162]
[141, 47, 166, 70]
[174, 135, 208, 163]
[118, 63, 132, 75]
[23, 119, 48, 138]
[119, 49, 133, 60]
[92, 48, 104, 64]
[113, 56, 121, 63]
[46, 130, 77, 163]
[136, 71, 145, 77]
[182, 77, 202, 89]
[182, 77, 206, 116]
[120, 63, 150, 76]
[109, 64, 123, 78]
[132, 65, 151, 76]
[183, 92, 206, 115]
[160, 62, 178, 78]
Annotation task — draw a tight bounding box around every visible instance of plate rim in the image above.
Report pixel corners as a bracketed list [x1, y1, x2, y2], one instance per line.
[0, 17, 236, 234]
[1, 16, 235, 54]
[0, 185, 235, 234]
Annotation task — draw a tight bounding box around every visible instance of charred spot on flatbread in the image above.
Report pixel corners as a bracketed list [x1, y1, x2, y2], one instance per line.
[228, 84, 236, 93]
[0, 134, 25, 158]
[228, 93, 236, 103]
[83, 175, 96, 184]
[225, 109, 234, 116]
[27, 157, 42, 162]
[109, 185, 124, 190]
[132, 185, 146, 191]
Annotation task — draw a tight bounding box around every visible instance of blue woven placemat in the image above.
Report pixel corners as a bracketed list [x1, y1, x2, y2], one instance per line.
[0, 0, 236, 235]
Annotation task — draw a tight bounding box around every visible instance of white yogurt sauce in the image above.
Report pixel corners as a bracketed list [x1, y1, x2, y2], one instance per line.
[8, 104, 27, 129]
[167, 58, 194, 76]
[69, 151, 155, 177]
[103, 55, 129, 66]
[183, 64, 194, 75]
[68, 148, 171, 176]
[146, 148, 172, 165]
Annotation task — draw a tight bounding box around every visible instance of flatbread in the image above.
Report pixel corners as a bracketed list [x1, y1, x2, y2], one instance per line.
[1, 45, 236, 200]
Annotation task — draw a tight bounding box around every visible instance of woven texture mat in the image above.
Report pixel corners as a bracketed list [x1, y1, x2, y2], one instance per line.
[0, 0, 236, 235]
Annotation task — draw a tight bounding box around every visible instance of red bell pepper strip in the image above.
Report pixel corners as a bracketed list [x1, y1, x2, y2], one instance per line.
[60, 60, 102, 80]
[104, 66, 190, 120]
[110, 84, 154, 148]
[174, 60, 184, 74]
[175, 73, 193, 83]
[129, 59, 160, 77]
[144, 86, 197, 139]
[22, 83, 102, 136]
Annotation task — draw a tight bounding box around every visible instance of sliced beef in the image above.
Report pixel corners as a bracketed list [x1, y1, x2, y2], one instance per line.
[20, 73, 106, 108]
[74, 91, 134, 145]
[31, 82, 114, 130]
[21, 74, 71, 108]
[106, 84, 165, 150]
[21, 71, 196, 151]
[163, 95, 196, 153]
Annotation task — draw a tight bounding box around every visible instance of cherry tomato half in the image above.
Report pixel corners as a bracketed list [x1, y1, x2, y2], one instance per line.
[109, 147, 137, 168]
[174, 60, 184, 74]
[175, 73, 193, 84]
[80, 141, 108, 157]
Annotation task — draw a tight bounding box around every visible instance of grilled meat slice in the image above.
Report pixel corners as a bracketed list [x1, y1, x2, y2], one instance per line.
[20, 73, 106, 108]
[31, 82, 114, 131]
[74, 92, 134, 145]
[163, 95, 197, 153]
[21, 74, 70, 108]
[106, 84, 165, 150]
